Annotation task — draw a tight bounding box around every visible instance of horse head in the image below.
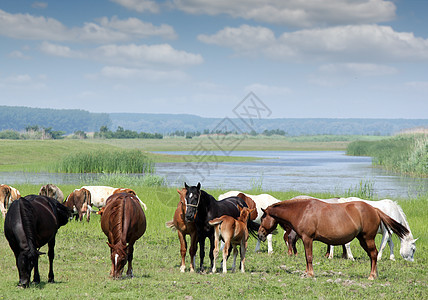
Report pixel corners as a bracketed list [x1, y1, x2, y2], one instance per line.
[257, 208, 278, 242]
[107, 242, 128, 279]
[16, 249, 45, 288]
[184, 182, 201, 222]
[237, 205, 255, 223]
[400, 237, 417, 262]
[177, 188, 187, 213]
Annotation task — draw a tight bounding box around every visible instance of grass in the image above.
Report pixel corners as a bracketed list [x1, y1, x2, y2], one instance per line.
[54, 150, 155, 174]
[0, 185, 426, 299]
[347, 134, 428, 177]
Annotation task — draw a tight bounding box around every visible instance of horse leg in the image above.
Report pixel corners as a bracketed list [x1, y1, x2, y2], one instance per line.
[344, 243, 354, 260]
[212, 227, 220, 273]
[325, 245, 333, 259]
[198, 236, 206, 272]
[47, 238, 56, 283]
[189, 231, 197, 273]
[222, 241, 230, 273]
[377, 230, 391, 261]
[302, 237, 314, 277]
[254, 238, 261, 252]
[33, 253, 41, 284]
[288, 230, 299, 256]
[387, 237, 395, 261]
[126, 243, 135, 278]
[178, 231, 187, 272]
[357, 236, 378, 280]
[267, 234, 273, 254]
[240, 240, 247, 273]
[209, 235, 215, 271]
[230, 245, 238, 272]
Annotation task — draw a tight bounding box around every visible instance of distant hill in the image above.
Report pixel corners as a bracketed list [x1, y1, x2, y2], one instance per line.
[109, 113, 428, 136]
[0, 106, 426, 136]
[0, 106, 111, 134]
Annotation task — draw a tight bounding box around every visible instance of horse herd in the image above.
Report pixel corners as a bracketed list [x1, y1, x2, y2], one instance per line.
[0, 182, 417, 288]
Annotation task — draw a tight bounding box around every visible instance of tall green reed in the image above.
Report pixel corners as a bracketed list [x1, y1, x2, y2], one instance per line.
[55, 149, 155, 174]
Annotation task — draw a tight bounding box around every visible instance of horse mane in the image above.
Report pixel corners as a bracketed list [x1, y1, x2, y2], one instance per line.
[110, 196, 125, 245]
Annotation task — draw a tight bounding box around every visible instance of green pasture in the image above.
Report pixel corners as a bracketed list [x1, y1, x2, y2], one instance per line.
[0, 185, 426, 299]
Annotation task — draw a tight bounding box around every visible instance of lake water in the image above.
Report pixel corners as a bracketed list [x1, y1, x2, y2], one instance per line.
[1, 151, 426, 199]
[154, 151, 427, 199]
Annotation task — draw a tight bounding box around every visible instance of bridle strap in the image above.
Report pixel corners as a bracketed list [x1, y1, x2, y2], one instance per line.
[186, 191, 201, 208]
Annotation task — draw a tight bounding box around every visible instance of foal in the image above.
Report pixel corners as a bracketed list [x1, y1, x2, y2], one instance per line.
[209, 206, 255, 273]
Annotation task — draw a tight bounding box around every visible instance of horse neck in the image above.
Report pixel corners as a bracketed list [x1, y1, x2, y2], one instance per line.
[392, 203, 413, 239]
[198, 190, 214, 217]
[269, 201, 304, 226]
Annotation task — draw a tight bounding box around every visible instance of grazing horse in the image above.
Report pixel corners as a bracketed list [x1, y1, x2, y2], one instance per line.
[209, 206, 255, 273]
[329, 197, 417, 262]
[101, 193, 146, 279]
[39, 184, 64, 203]
[258, 198, 409, 280]
[64, 188, 92, 222]
[184, 183, 259, 271]
[165, 188, 198, 272]
[0, 184, 21, 218]
[4, 195, 71, 288]
[218, 191, 281, 253]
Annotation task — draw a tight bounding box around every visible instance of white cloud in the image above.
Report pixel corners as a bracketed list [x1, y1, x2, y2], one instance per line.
[98, 66, 189, 82]
[0, 9, 175, 43]
[9, 50, 31, 59]
[39, 41, 85, 58]
[98, 16, 176, 39]
[318, 63, 398, 77]
[32, 2, 48, 9]
[94, 43, 203, 66]
[110, 0, 160, 13]
[173, 0, 396, 27]
[199, 24, 428, 63]
[0, 74, 46, 90]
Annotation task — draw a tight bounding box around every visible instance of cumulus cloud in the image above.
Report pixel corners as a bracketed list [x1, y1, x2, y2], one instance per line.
[38, 42, 203, 67]
[173, 0, 396, 27]
[0, 9, 175, 43]
[0, 74, 46, 90]
[199, 24, 428, 63]
[110, 0, 160, 13]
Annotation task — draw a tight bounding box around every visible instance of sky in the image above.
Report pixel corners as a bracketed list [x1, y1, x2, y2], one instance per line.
[0, 0, 427, 118]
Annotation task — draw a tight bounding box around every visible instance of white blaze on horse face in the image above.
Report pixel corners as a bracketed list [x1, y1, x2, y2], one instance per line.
[115, 253, 119, 267]
[189, 193, 193, 199]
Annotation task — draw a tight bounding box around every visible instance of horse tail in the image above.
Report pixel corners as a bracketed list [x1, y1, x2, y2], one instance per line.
[376, 208, 409, 239]
[165, 220, 177, 231]
[18, 197, 37, 256]
[247, 219, 260, 239]
[208, 218, 223, 226]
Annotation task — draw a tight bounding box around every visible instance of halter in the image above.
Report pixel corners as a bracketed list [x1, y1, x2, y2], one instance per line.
[186, 191, 201, 209]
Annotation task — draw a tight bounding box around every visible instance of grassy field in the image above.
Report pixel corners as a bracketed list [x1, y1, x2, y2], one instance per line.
[0, 185, 426, 299]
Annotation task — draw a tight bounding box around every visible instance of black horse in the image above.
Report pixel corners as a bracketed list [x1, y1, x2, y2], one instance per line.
[4, 195, 71, 288]
[184, 183, 259, 271]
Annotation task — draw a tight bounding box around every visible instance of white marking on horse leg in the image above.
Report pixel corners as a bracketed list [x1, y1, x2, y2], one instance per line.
[388, 238, 395, 261]
[267, 234, 273, 254]
[328, 245, 334, 259]
[345, 243, 354, 260]
[180, 265, 186, 272]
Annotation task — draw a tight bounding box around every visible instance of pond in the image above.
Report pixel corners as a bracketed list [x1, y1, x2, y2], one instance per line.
[1, 151, 426, 199]
[154, 151, 427, 199]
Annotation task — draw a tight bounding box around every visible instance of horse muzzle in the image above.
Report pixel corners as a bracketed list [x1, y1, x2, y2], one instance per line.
[257, 231, 267, 242]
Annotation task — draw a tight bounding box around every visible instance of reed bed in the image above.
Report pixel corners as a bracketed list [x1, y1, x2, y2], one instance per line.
[55, 149, 155, 174]
[346, 134, 428, 177]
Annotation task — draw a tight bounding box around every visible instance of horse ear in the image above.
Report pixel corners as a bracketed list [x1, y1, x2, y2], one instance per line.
[413, 238, 418, 243]
[261, 208, 266, 213]
[197, 182, 201, 190]
[184, 182, 189, 189]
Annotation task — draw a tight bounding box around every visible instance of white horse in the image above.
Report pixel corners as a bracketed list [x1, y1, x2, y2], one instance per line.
[292, 195, 417, 262]
[218, 191, 281, 254]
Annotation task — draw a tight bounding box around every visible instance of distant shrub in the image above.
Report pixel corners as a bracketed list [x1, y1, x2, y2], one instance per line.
[0, 130, 21, 140]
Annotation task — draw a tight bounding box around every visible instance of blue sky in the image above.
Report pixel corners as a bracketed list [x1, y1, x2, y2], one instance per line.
[1, 0, 427, 118]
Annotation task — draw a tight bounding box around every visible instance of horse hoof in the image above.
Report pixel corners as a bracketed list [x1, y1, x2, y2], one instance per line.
[180, 266, 186, 273]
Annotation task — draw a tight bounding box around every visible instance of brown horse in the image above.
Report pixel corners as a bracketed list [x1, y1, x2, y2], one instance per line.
[258, 198, 409, 280]
[64, 188, 91, 222]
[165, 188, 198, 272]
[39, 184, 64, 203]
[101, 193, 146, 279]
[209, 206, 255, 273]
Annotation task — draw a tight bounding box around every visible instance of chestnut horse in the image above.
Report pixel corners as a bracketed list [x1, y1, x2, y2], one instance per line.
[64, 188, 91, 222]
[165, 188, 198, 272]
[209, 206, 255, 273]
[101, 193, 146, 279]
[258, 198, 409, 280]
